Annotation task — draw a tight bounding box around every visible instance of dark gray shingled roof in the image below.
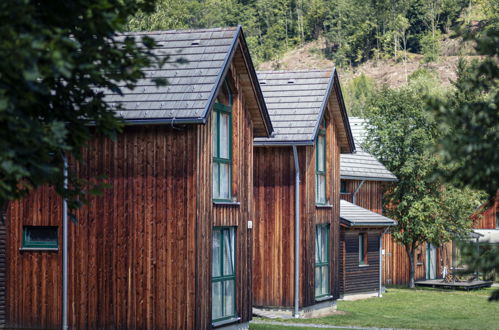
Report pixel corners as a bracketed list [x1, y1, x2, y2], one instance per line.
[103, 26, 273, 137]
[253, 69, 355, 151]
[340, 117, 397, 181]
[340, 200, 397, 227]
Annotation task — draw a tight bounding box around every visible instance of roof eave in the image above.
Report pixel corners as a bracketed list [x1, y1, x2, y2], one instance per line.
[253, 139, 315, 146]
[340, 219, 397, 227]
[124, 117, 206, 125]
[340, 175, 398, 182]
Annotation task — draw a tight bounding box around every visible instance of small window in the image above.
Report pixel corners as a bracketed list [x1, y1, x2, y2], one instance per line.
[212, 227, 237, 322]
[315, 224, 330, 298]
[359, 233, 368, 265]
[315, 120, 327, 204]
[213, 80, 233, 202]
[340, 180, 347, 194]
[22, 226, 58, 249]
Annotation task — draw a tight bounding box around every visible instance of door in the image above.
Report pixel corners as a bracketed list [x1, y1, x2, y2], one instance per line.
[426, 243, 437, 280]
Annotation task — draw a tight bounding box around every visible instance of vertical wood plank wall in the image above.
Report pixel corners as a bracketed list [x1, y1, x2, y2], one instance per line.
[4, 63, 256, 329]
[253, 111, 341, 309]
[339, 230, 381, 294]
[0, 212, 6, 328]
[340, 179, 452, 285]
[474, 199, 498, 229]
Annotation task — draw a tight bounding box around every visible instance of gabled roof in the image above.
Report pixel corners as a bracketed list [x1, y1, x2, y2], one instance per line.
[253, 69, 355, 152]
[104, 26, 273, 137]
[340, 117, 397, 181]
[340, 200, 397, 227]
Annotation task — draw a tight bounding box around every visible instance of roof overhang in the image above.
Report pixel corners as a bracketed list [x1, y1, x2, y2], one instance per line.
[340, 200, 397, 228]
[340, 175, 398, 182]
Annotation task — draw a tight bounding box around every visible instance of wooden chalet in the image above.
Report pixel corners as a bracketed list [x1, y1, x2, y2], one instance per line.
[340, 118, 451, 286]
[472, 196, 498, 230]
[1, 26, 273, 329]
[252, 70, 355, 317]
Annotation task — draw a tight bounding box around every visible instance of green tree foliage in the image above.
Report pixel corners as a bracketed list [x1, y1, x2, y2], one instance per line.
[128, 0, 473, 65]
[420, 30, 441, 62]
[343, 73, 376, 117]
[0, 0, 165, 214]
[363, 82, 484, 288]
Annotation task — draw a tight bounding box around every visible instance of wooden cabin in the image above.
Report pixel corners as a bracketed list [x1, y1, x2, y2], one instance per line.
[339, 200, 396, 297]
[252, 70, 355, 317]
[340, 118, 452, 286]
[1, 27, 273, 329]
[472, 197, 499, 230]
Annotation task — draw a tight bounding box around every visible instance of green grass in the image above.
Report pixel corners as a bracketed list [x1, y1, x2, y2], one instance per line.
[251, 288, 499, 329]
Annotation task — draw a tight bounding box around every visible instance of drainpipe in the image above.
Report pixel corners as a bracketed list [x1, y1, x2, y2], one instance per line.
[352, 180, 365, 205]
[292, 146, 300, 318]
[62, 155, 69, 330]
[379, 227, 389, 297]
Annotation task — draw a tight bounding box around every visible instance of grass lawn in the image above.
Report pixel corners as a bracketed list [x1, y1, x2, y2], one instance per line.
[251, 287, 499, 329]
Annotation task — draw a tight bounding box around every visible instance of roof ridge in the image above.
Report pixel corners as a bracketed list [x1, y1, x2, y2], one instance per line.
[124, 27, 237, 35]
[257, 69, 333, 74]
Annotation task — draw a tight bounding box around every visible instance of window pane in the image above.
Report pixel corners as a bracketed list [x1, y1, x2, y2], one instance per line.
[320, 228, 328, 263]
[26, 227, 57, 243]
[213, 162, 219, 198]
[212, 281, 222, 320]
[317, 174, 326, 203]
[359, 234, 365, 264]
[321, 266, 329, 295]
[315, 229, 321, 263]
[318, 135, 325, 171]
[223, 228, 235, 276]
[212, 112, 218, 157]
[315, 267, 321, 297]
[223, 280, 235, 317]
[213, 230, 222, 277]
[220, 113, 230, 159]
[220, 163, 230, 199]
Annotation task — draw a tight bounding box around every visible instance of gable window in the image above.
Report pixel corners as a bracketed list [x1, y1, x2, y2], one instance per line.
[340, 180, 347, 194]
[22, 226, 58, 249]
[212, 227, 236, 322]
[359, 233, 368, 265]
[315, 224, 330, 298]
[315, 120, 327, 205]
[212, 80, 233, 201]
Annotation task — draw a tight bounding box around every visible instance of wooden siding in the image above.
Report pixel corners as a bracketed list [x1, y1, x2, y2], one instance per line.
[339, 230, 380, 294]
[5, 56, 256, 329]
[0, 210, 7, 328]
[339, 179, 453, 285]
[473, 199, 498, 229]
[253, 111, 341, 309]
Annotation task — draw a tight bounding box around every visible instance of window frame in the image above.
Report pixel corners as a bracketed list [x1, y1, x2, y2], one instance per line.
[22, 226, 59, 250]
[212, 81, 233, 202]
[359, 233, 368, 266]
[314, 224, 330, 299]
[212, 226, 237, 323]
[340, 180, 347, 194]
[315, 120, 327, 205]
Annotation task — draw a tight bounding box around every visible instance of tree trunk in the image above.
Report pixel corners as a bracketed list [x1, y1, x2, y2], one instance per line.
[406, 244, 416, 288]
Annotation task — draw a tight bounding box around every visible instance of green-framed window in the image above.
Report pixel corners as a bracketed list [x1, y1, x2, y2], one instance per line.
[212, 227, 236, 322]
[212, 80, 233, 202]
[340, 180, 347, 194]
[315, 224, 330, 298]
[359, 233, 368, 265]
[315, 120, 327, 204]
[22, 226, 58, 249]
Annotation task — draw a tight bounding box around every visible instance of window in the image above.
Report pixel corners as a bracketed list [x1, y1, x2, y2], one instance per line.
[315, 120, 326, 204]
[212, 227, 236, 322]
[213, 80, 232, 202]
[340, 180, 347, 194]
[22, 226, 58, 249]
[496, 211, 498, 229]
[359, 233, 368, 265]
[315, 224, 330, 298]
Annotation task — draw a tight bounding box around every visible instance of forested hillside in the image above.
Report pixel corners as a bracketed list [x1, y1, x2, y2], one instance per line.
[128, 0, 497, 66]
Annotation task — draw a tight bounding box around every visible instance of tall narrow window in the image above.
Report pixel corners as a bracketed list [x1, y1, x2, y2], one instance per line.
[340, 180, 347, 194]
[359, 233, 368, 265]
[496, 211, 498, 229]
[212, 227, 236, 322]
[213, 81, 232, 201]
[315, 224, 330, 298]
[315, 120, 327, 204]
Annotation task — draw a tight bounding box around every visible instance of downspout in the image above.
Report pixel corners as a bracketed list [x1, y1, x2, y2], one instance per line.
[379, 227, 389, 297]
[352, 180, 365, 205]
[292, 146, 300, 318]
[62, 155, 69, 330]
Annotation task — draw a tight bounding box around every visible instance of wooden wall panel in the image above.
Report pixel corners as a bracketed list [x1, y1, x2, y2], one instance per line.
[0, 209, 7, 328]
[339, 230, 380, 294]
[473, 199, 498, 229]
[253, 108, 341, 309]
